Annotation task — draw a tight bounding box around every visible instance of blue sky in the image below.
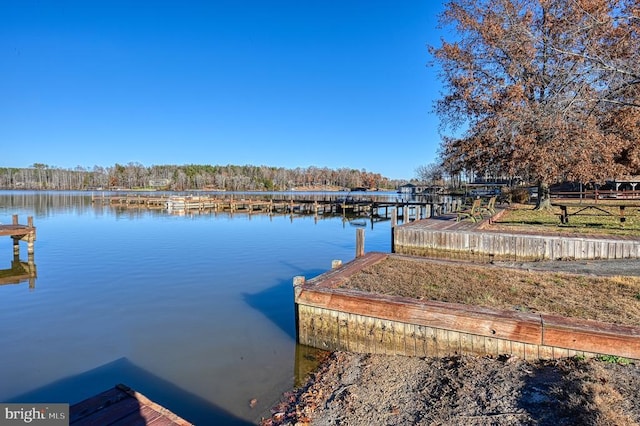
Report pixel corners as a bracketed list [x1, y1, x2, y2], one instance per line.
[1, 1, 445, 180]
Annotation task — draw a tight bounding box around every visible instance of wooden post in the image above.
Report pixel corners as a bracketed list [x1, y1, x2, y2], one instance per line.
[391, 207, 397, 254]
[292, 275, 305, 343]
[356, 228, 365, 258]
[12, 214, 18, 225]
[13, 237, 19, 256]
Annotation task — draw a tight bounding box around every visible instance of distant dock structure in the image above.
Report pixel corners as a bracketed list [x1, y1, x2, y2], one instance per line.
[0, 214, 36, 257]
[0, 215, 37, 289]
[91, 193, 464, 222]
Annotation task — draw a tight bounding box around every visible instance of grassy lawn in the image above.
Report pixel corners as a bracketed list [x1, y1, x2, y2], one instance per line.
[337, 201, 640, 326]
[491, 202, 640, 236]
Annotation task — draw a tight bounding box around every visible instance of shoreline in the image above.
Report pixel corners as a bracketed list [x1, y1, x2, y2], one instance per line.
[265, 254, 640, 425]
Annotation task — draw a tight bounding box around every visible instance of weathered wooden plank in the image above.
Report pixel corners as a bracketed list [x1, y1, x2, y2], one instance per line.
[382, 319, 395, 355]
[485, 337, 498, 355]
[351, 313, 365, 353]
[553, 347, 569, 359]
[538, 345, 554, 360]
[329, 310, 340, 350]
[70, 385, 192, 426]
[436, 328, 449, 356]
[425, 326, 438, 357]
[415, 325, 427, 357]
[471, 334, 485, 356]
[316, 308, 331, 350]
[542, 314, 640, 359]
[297, 305, 312, 347]
[447, 330, 462, 355]
[373, 318, 384, 355]
[338, 311, 349, 351]
[405, 323, 417, 357]
[297, 288, 543, 345]
[72, 398, 141, 425]
[70, 387, 126, 423]
[524, 343, 539, 360]
[459, 332, 473, 355]
[511, 341, 526, 359]
[361, 314, 374, 353]
[496, 338, 511, 356]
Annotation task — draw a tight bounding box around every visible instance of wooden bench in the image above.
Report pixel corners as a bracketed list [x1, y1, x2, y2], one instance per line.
[456, 198, 483, 223]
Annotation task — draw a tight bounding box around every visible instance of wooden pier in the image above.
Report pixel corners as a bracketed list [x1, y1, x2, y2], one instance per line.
[0, 214, 36, 256]
[91, 193, 464, 221]
[70, 384, 192, 425]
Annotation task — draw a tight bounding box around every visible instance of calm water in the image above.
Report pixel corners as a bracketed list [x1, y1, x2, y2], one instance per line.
[0, 191, 392, 424]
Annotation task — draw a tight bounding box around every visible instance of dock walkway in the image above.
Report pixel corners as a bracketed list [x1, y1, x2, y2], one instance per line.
[70, 384, 192, 425]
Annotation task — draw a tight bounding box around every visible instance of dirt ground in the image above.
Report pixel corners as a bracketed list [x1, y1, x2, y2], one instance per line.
[264, 351, 640, 426]
[263, 258, 640, 426]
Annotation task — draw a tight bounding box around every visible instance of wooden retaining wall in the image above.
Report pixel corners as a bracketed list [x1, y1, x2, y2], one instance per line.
[294, 253, 640, 361]
[394, 222, 640, 261]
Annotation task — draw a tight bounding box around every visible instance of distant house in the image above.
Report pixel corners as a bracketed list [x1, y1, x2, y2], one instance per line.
[397, 183, 444, 195]
[605, 176, 640, 192]
[398, 183, 416, 195]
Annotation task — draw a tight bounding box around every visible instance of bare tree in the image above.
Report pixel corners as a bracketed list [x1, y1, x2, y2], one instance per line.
[416, 163, 444, 184]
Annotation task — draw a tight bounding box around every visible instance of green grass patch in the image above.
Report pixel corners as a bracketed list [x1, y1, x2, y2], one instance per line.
[596, 355, 632, 365]
[493, 203, 640, 236]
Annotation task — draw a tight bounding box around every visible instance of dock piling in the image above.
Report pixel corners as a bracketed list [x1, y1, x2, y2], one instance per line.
[356, 228, 365, 258]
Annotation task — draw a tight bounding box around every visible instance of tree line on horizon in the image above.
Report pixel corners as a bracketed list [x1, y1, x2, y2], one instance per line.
[0, 163, 407, 191]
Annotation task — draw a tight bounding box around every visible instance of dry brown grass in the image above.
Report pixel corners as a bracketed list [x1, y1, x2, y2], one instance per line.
[554, 359, 640, 426]
[343, 257, 640, 326]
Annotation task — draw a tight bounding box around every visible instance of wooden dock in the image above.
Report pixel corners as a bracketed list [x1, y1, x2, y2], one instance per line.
[0, 215, 36, 256]
[91, 193, 465, 221]
[70, 384, 192, 425]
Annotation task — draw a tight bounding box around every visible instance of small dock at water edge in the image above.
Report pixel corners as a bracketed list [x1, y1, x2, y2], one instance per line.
[0, 214, 36, 256]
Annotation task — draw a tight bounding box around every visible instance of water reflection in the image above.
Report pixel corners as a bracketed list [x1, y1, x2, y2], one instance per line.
[0, 253, 36, 289]
[0, 191, 393, 423]
[294, 345, 330, 388]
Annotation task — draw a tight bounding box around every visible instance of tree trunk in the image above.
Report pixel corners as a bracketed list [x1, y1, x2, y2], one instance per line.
[535, 180, 552, 210]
